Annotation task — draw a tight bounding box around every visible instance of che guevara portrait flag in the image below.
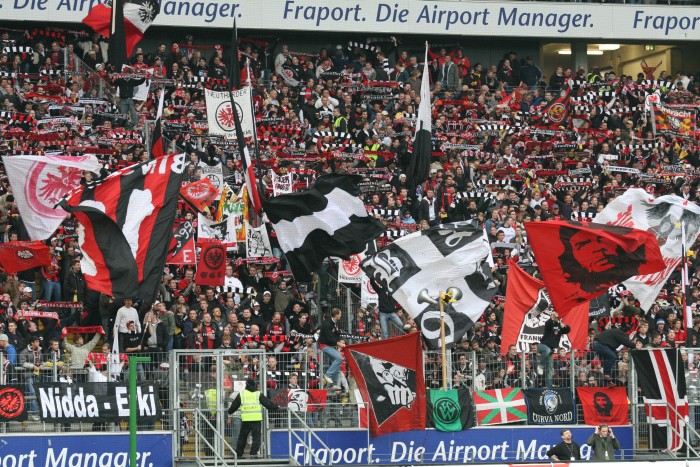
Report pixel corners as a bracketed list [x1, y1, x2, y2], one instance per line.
[524, 221, 665, 313]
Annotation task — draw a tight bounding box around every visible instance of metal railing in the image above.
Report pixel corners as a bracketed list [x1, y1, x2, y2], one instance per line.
[191, 408, 238, 467]
[286, 407, 336, 466]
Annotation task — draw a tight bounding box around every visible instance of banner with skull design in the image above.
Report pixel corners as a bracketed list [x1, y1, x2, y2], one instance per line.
[343, 332, 426, 437]
[360, 220, 497, 349]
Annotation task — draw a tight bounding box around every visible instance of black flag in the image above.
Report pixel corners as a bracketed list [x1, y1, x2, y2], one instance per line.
[108, 0, 127, 71]
[406, 41, 432, 191]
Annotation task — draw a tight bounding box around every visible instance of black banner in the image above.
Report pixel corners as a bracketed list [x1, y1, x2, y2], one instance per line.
[0, 386, 27, 422]
[524, 388, 576, 425]
[35, 381, 160, 423]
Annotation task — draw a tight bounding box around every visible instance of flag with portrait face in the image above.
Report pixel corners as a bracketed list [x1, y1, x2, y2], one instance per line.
[524, 221, 665, 313]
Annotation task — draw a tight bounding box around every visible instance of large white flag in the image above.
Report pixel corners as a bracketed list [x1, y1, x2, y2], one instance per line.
[594, 188, 700, 310]
[205, 87, 255, 138]
[361, 220, 497, 348]
[2, 155, 102, 240]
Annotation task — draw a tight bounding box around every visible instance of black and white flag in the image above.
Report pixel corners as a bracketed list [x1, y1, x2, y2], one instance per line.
[361, 220, 496, 348]
[263, 174, 385, 281]
[406, 41, 432, 191]
[245, 221, 272, 258]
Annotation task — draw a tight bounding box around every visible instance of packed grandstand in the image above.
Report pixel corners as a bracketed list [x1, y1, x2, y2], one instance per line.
[0, 6, 698, 464]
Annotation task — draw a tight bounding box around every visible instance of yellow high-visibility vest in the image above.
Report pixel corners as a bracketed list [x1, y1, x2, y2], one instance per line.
[240, 390, 263, 422]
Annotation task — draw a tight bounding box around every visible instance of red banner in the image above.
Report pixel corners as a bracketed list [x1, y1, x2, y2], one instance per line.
[524, 221, 665, 313]
[577, 387, 629, 426]
[196, 239, 226, 286]
[344, 332, 426, 437]
[166, 221, 196, 265]
[180, 178, 219, 214]
[0, 241, 51, 274]
[501, 261, 588, 354]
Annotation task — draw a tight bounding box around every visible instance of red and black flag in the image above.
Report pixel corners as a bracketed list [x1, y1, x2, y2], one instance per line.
[343, 332, 426, 437]
[180, 178, 219, 214]
[83, 0, 160, 60]
[533, 85, 571, 129]
[524, 221, 665, 313]
[269, 388, 328, 413]
[501, 260, 588, 354]
[196, 239, 226, 286]
[166, 221, 196, 265]
[0, 241, 51, 274]
[577, 387, 629, 426]
[59, 153, 186, 302]
[631, 348, 689, 451]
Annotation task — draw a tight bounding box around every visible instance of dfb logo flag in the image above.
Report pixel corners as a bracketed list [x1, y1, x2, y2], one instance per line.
[343, 333, 426, 437]
[0, 241, 51, 274]
[632, 348, 689, 451]
[205, 88, 255, 138]
[501, 260, 587, 354]
[594, 188, 700, 311]
[196, 239, 226, 286]
[524, 220, 665, 313]
[577, 387, 629, 426]
[59, 154, 185, 302]
[361, 219, 496, 349]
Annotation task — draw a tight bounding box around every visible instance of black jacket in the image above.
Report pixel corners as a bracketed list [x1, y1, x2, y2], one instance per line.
[595, 328, 635, 350]
[546, 441, 582, 461]
[318, 317, 341, 347]
[540, 319, 571, 350]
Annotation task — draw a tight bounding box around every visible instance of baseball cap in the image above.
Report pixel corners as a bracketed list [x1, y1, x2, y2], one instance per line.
[263, 291, 272, 296]
[23, 287, 32, 293]
[0, 334, 8, 342]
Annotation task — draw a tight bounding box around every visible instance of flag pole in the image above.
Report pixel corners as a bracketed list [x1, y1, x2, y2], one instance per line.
[439, 290, 447, 390]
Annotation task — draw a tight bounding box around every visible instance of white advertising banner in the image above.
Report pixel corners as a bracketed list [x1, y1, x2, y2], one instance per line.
[2, 1, 699, 41]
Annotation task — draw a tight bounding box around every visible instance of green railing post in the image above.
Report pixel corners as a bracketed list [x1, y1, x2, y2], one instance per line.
[129, 356, 151, 467]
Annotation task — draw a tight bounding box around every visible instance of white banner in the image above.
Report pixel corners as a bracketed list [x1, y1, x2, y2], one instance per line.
[338, 253, 363, 284]
[2, 2, 699, 40]
[197, 213, 237, 245]
[245, 221, 273, 258]
[594, 188, 700, 311]
[2, 155, 102, 240]
[200, 162, 224, 192]
[360, 273, 378, 307]
[271, 171, 293, 197]
[204, 88, 255, 138]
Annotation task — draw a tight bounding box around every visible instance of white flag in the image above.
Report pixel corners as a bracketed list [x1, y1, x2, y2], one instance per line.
[205, 87, 255, 137]
[594, 188, 700, 310]
[2, 155, 102, 240]
[197, 213, 237, 245]
[271, 171, 293, 197]
[245, 221, 272, 258]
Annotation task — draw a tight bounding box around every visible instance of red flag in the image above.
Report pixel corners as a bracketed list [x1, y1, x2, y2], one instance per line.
[166, 221, 196, 265]
[196, 239, 226, 286]
[501, 260, 588, 355]
[180, 178, 219, 214]
[577, 387, 629, 426]
[0, 241, 51, 274]
[82, 0, 160, 58]
[344, 333, 426, 437]
[524, 221, 665, 313]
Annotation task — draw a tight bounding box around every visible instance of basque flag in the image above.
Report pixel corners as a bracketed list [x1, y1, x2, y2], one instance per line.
[59, 154, 185, 302]
[82, 0, 160, 58]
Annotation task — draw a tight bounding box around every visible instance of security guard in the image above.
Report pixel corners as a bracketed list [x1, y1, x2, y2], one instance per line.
[228, 379, 279, 458]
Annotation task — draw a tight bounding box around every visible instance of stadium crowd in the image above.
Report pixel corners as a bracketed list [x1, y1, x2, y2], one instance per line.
[0, 24, 698, 423]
